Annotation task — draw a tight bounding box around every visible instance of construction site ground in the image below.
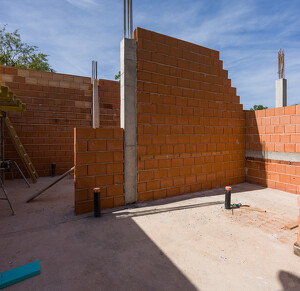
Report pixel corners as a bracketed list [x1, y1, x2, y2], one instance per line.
[0, 177, 299, 290]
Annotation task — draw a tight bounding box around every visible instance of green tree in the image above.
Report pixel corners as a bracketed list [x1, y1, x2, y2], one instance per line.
[115, 71, 120, 80]
[0, 25, 55, 72]
[250, 105, 268, 111]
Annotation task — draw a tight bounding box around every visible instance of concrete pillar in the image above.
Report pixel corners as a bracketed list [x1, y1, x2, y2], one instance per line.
[92, 79, 99, 128]
[120, 38, 137, 204]
[275, 78, 287, 107]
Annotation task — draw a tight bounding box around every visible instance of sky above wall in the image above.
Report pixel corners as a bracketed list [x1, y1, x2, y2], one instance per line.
[1, 0, 299, 109]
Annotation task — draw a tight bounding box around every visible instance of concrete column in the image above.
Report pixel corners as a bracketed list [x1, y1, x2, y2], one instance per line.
[120, 38, 137, 204]
[275, 78, 287, 107]
[92, 79, 99, 128]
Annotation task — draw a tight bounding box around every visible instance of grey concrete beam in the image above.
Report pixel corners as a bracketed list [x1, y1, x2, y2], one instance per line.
[120, 38, 137, 204]
[276, 78, 287, 108]
[92, 79, 99, 128]
[246, 150, 300, 163]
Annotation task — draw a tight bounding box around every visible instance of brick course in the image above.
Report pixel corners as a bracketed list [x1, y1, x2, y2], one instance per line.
[134, 27, 245, 202]
[245, 105, 300, 194]
[74, 127, 124, 214]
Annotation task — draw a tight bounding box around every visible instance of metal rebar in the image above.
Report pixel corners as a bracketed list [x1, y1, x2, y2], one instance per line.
[0, 176, 15, 215]
[27, 167, 74, 202]
[12, 160, 30, 188]
[127, 0, 130, 38]
[124, 0, 126, 38]
[130, 0, 133, 38]
[94, 188, 101, 217]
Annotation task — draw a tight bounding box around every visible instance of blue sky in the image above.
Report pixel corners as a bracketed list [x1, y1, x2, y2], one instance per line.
[1, 0, 299, 109]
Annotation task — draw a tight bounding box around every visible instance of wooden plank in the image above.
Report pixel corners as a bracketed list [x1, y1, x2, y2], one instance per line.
[4, 117, 38, 182]
[282, 223, 298, 230]
[0, 261, 40, 289]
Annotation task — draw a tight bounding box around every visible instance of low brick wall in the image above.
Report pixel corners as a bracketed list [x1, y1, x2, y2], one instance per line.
[245, 105, 300, 194]
[74, 127, 124, 215]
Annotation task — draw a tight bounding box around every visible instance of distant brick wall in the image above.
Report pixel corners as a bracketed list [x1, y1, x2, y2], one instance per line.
[74, 127, 124, 215]
[245, 105, 300, 194]
[0, 65, 120, 177]
[134, 28, 245, 202]
[99, 79, 120, 127]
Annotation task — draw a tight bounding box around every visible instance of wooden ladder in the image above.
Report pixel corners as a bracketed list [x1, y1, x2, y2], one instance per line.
[4, 116, 38, 183]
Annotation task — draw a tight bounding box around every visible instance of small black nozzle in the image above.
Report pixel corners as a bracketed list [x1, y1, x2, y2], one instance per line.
[94, 188, 101, 217]
[51, 163, 56, 177]
[225, 186, 231, 209]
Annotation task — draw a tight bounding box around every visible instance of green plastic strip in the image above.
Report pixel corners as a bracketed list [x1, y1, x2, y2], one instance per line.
[0, 261, 40, 289]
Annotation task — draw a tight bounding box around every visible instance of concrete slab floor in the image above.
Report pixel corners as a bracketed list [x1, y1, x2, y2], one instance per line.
[0, 178, 299, 291]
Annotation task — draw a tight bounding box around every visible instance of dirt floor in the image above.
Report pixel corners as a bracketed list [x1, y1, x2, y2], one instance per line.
[0, 177, 300, 291]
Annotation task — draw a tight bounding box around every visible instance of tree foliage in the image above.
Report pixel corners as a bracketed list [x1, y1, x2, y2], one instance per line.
[115, 71, 120, 80]
[250, 105, 268, 111]
[0, 25, 55, 72]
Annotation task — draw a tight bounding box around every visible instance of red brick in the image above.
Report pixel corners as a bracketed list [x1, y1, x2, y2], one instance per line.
[76, 152, 95, 164]
[106, 163, 123, 174]
[101, 198, 114, 209]
[107, 140, 123, 151]
[88, 164, 106, 176]
[75, 140, 87, 152]
[88, 140, 106, 151]
[96, 175, 114, 186]
[107, 185, 123, 197]
[114, 196, 124, 207]
[284, 106, 296, 115]
[76, 128, 95, 139]
[138, 170, 154, 182]
[75, 176, 95, 189]
[153, 189, 167, 200]
[96, 152, 114, 163]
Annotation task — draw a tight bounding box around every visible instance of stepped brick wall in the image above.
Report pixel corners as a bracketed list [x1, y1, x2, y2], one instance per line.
[245, 105, 300, 194]
[74, 127, 124, 214]
[0, 65, 119, 177]
[134, 27, 245, 202]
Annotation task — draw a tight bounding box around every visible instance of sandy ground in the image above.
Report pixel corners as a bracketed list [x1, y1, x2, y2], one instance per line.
[0, 177, 300, 291]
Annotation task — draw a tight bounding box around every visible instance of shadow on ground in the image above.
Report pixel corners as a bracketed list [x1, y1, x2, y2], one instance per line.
[278, 271, 300, 291]
[0, 178, 199, 290]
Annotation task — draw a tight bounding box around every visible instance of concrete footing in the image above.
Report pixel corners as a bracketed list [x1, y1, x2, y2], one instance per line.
[120, 38, 137, 204]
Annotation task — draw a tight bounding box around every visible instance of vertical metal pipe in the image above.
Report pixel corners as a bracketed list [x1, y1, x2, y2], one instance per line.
[130, 0, 133, 38]
[94, 187, 101, 217]
[124, 0, 126, 38]
[51, 163, 56, 177]
[225, 186, 231, 209]
[127, 0, 129, 38]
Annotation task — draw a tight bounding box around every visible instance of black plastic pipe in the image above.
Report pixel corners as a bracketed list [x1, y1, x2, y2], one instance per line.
[51, 163, 56, 177]
[94, 188, 101, 217]
[225, 186, 232, 209]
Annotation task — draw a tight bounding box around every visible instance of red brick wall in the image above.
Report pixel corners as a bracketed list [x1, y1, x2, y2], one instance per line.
[99, 79, 120, 127]
[134, 27, 245, 202]
[245, 105, 300, 194]
[0, 65, 120, 177]
[74, 127, 124, 214]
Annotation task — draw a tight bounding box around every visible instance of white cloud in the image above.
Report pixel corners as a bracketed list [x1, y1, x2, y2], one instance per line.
[66, 0, 98, 9]
[0, 0, 299, 107]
